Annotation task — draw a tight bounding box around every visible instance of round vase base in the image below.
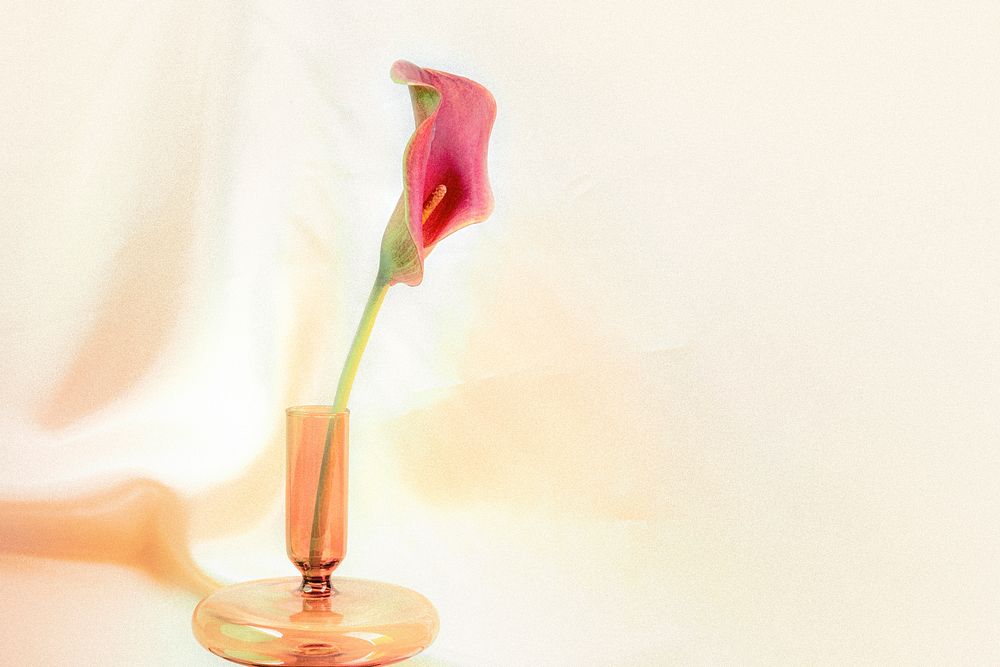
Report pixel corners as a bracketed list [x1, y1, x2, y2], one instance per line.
[192, 577, 439, 666]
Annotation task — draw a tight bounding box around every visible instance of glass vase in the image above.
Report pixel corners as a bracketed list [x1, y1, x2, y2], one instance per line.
[192, 406, 439, 666]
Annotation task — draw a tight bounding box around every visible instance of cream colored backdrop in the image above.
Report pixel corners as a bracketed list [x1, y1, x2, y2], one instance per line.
[2, 1, 998, 665]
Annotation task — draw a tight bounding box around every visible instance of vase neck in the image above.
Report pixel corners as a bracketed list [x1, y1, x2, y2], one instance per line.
[300, 573, 333, 597]
[285, 407, 349, 596]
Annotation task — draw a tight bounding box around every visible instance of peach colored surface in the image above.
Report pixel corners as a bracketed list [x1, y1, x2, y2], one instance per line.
[2, 2, 999, 665]
[193, 577, 439, 665]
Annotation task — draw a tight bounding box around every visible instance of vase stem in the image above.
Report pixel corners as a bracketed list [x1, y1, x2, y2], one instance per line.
[301, 573, 332, 596]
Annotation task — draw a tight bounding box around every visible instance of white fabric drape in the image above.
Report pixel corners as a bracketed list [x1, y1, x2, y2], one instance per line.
[2, 1, 999, 664]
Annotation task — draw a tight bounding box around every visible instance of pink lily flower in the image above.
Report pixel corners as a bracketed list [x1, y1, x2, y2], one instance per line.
[332, 61, 496, 411]
[379, 60, 497, 286]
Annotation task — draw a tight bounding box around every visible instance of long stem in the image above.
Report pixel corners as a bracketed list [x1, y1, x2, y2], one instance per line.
[333, 275, 390, 412]
[308, 273, 390, 565]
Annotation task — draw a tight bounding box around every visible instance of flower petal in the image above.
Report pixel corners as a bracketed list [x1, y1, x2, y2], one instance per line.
[380, 60, 497, 286]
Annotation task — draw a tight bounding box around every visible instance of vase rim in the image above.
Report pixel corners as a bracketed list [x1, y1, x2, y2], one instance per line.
[286, 405, 350, 416]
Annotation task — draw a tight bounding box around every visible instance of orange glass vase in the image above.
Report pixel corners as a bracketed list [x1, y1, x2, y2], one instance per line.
[192, 407, 439, 666]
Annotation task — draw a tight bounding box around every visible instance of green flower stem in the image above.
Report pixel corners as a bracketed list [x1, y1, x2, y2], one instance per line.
[308, 273, 390, 565]
[332, 274, 391, 412]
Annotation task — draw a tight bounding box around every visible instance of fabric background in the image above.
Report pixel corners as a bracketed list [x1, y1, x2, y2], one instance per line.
[2, 2, 998, 664]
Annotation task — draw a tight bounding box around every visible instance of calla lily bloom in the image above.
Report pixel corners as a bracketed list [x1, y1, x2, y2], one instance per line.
[379, 60, 497, 287]
[331, 61, 497, 411]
